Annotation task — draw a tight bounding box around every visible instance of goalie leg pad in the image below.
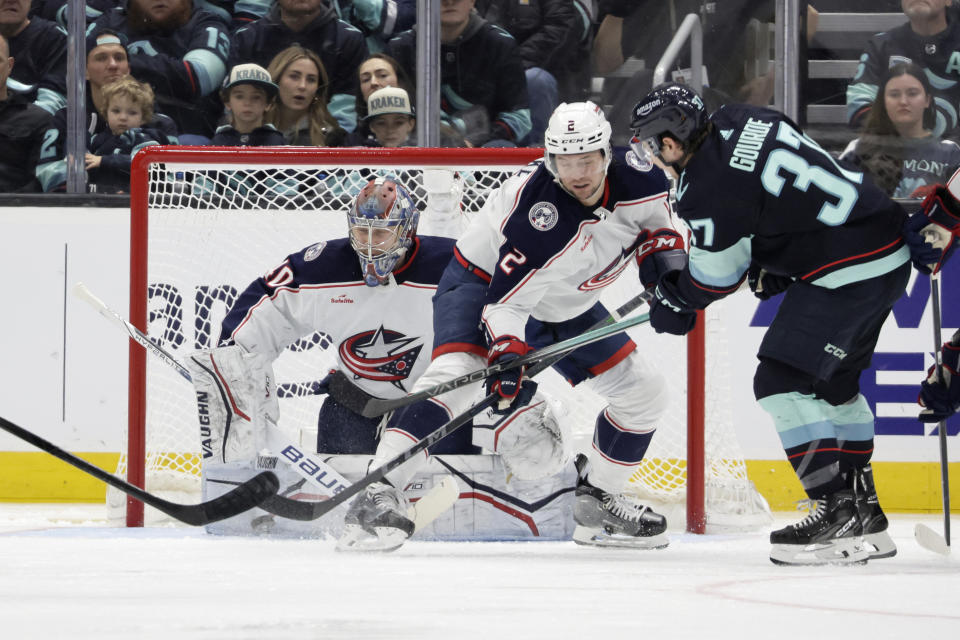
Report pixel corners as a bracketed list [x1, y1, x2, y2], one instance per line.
[185, 345, 279, 464]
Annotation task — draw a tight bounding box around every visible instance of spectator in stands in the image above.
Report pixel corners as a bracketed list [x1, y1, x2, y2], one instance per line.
[364, 86, 415, 147]
[36, 27, 178, 193]
[0, 0, 66, 114]
[848, 0, 960, 138]
[91, 0, 230, 139]
[0, 32, 50, 192]
[265, 46, 346, 146]
[347, 53, 413, 144]
[31, 0, 119, 27]
[841, 62, 960, 199]
[327, 0, 417, 53]
[212, 63, 285, 146]
[229, 0, 369, 132]
[474, 0, 583, 146]
[84, 76, 174, 193]
[387, 0, 531, 147]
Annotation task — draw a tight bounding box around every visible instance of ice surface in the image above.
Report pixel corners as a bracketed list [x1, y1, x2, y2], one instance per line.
[0, 505, 956, 639]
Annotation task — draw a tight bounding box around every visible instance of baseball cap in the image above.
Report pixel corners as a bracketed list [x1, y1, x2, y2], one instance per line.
[86, 28, 128, 57]
[365, 87, 415, 120]
[222, 63, 278, 98]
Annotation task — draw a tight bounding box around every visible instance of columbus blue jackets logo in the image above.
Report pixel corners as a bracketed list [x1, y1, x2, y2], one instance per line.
[625, 149, 652, 172]
[578, 245, 635, 291]
[528, 202, 559, 231]
[303, 242, 326, 261]
[338, 326, 423, 390]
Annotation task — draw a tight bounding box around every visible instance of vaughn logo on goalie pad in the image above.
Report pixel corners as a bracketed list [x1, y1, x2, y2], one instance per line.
[196, 391, 214, 459]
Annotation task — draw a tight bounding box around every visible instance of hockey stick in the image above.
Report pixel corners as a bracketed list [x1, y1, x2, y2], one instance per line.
[73, 282, 358, 499]
[915, 269, 952, 555]
[0, 416, 279, 526]
[76, 281, 460, 526]
[265, 297, 654, 521]
[327, 290, 653, 418]
[258, 474, 460, 528]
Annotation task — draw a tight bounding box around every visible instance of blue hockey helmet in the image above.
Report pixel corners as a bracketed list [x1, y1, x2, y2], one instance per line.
[348, 176, 420, 286]
[629, 83, 707, 163]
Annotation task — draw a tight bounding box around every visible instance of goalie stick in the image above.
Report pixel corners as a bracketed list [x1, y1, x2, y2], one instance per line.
[75, 282, 459, 527]
[916, 269, 952, 555]
[327, 290, 654, 418]
[0, 416, 279, 526]
[261, 299, 654, 521]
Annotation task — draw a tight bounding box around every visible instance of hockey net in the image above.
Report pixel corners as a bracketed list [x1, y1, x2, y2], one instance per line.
[124, 146, 770, 532]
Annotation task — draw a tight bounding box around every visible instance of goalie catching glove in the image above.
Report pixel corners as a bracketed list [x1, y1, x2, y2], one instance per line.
[903, 184, 960, 274]
[185, 344, 280, 464]
[474, 394, 570, 481]
[919, 331, 960, 423]
[486, 335, 538, 414]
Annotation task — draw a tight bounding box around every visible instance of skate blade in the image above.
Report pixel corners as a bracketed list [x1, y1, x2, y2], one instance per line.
[863, 531, 897, 559]
[572, 525, 669, 549]
[769, 538, 869, 566]
[335, 524, 409, 553]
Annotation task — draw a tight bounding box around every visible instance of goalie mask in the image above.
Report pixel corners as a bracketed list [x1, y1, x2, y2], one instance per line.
[629, 83, 707, 169]
[543, 101, 613, 200]
[348, 177, 420, 286]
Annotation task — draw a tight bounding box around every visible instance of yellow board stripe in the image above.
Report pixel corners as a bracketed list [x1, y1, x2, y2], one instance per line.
[0, 452, 957, 512]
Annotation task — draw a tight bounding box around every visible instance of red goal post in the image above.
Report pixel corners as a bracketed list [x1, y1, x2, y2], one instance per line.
[127, 146, 719, 531]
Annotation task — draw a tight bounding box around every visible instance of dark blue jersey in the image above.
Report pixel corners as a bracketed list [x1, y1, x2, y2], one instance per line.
[672, 104, 908, 308]
[229, 4, 368, 132]
[7, 17, 67, 115]
[91, 7, 230, 136]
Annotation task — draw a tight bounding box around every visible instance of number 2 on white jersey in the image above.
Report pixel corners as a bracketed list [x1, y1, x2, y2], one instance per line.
[499, 249, 527, 275]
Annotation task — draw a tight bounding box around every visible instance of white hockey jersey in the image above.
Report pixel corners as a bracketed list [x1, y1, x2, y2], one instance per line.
[455, 157, 677, 341]
[220, 236, 456, 399]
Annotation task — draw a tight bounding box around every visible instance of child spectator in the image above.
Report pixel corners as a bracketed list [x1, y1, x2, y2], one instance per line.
[841, 62, 960, 199]
[212, 63, 285, 146]
[347, 53, 414, 145]
[365, 86, 416, 147]
[85, 76, 173, 193]
[265, 46, 346, 147]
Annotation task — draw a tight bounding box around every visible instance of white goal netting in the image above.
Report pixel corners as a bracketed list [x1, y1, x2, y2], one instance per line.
[121, 147, 770, 531]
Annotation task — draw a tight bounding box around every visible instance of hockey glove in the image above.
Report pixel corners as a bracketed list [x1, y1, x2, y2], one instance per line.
[649, 271, 698, 336]
[919, 340, 960, 423]
[635, 228, 687, 290]
[904, 185, 960, 274]
[747, 263, 794, 300]
[486, 336, 538, 414]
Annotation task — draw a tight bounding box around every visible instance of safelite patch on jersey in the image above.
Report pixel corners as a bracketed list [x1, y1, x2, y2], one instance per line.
[303, 241, 327, 261]
[528, 202, 559, 231]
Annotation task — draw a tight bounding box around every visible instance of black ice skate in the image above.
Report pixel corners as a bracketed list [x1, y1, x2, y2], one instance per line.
[769, 490, 868, 565]
[851, 465, 896, 559]
[572, 454, 669, 549]
[336, 481, 415, 552]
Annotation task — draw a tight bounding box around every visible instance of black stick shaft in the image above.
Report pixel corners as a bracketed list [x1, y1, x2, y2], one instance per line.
[931, 272, 952, 546]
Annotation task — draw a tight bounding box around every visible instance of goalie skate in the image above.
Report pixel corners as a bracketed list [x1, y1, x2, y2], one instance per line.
[769, 490, 868, 566]
[336, 482, 415, 553]
[572, 455, 669, 549]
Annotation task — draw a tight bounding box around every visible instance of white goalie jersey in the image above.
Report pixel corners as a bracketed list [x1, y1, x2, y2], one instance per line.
[219, 236, 457, 400]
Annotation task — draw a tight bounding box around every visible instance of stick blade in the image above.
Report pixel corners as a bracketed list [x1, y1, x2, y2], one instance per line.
[914, 523, 951, 556]
[411, 475, 459, 532]
[168, 471, 280, 526]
